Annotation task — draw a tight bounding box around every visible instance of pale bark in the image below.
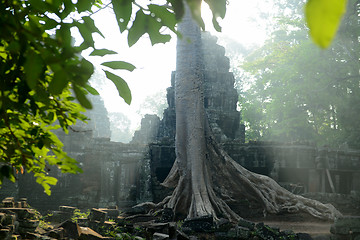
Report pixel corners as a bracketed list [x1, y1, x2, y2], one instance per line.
[159, 2, 342, 222]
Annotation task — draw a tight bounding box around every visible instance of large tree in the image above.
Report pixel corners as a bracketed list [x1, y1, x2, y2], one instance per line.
[155, 2, 343, 222]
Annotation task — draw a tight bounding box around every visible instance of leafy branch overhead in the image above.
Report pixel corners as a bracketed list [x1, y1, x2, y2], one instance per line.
[0, 0, 227, 194]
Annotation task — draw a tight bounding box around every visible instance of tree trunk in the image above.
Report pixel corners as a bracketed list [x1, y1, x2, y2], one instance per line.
[160, 2, 342, 222]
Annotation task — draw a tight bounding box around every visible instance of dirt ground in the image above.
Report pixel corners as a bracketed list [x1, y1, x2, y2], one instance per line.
[248, 213, 334, 238]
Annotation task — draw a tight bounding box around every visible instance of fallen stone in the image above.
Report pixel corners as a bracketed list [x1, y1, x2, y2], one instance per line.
[237, 226, 251, 239]
[0, 208, 35, 219]
[181, 215, 214, 233]
[0, 212, 6, 224]
[58, 220, 81, 239]
[18, 219, 39, 228]
[79, 226, 104, 240]
[158, 208, 174, 223]
[0, 228, 12, 240]
[141, 222, 169, 235]
[89, 208, 107, 223]
[47, 227, 65, 239]
[237, 218, 255, 230]
[2, 197, 15, 208]
[216, 218, 232, 232]
[176, 229, 190, 240]
[47, 210, 72, 223]
[153, 232, 169, 240]
[125, 214, 156, 223]
[23, 232, 56, 240]
[2, 213, 15, 225]
[168, 222, 177, 238]
[98, 208, 119, 220]
[59, 206, 78, 214]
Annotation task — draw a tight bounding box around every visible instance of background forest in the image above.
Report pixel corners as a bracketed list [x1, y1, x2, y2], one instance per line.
[230, 0, 360, 149]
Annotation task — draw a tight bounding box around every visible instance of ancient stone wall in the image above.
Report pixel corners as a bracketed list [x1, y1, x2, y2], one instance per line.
[156, 32, 245, 143]
[0, 95, 153, 213]
[149, 141, 360, 202]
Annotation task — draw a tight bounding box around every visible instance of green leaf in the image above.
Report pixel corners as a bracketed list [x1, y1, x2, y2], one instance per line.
[204, 0, 227, 18]
[89, 48, 117, 56]
[41, 16, 59, 30]
[128, 10, 147, 47]
[82, 16, 104, 38]
[186, 0, 205, 30]
[104, 71, 132, 104]
[49, 71, 69, 95]
[101, 61, 136, 71]
[73, 85, 92, 109]
[112, 0, 132, 33]
[84, 84, 100, 95]
[29, 0, 47, 11]
[147, 17, 172, 45]
[56, 23, 72, 46]
[168, 0, 184, 20]
[76, 0, 94, 13]
[148, 4, 177, 31]
[75, 22, 95, 48]
[60, 0, 76, 20]
[212, 16, 221, 32]
[24, 50, 43, 90]
[305, 0, 347, 48]
[45, 176, 58, 186]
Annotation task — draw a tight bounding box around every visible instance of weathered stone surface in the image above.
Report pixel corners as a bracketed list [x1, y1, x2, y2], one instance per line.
[0, 228, 12, 240]
[98, 208, 119, 220]
[2, 197, 15, 208]
[125, 214, 156, 223]
[23, 232, 56, 239]
[182, 215, 214, 233]
[47, 227, 65, 239]
[216, 218, 232, 232]
[1, 213, 15, 225]
[153, 232, 169, 240]
[89, 208, 107, 223]
[2, 208, 35, 219]
[237, 226, 251, 239]
[18, 219, 39, 229]
[237, 218, 255, 230]
[79, 226, 104, 240]
[58, 220, 81, 239]
[176, 229, 190, 240]
[158, 208, 174, 223]
[59, 205, 78, 214]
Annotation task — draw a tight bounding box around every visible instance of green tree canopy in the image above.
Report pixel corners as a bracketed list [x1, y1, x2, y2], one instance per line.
[239, 0, 360, 148]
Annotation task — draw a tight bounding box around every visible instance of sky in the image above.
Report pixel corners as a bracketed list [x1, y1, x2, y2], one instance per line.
[80, 0, 272, 134]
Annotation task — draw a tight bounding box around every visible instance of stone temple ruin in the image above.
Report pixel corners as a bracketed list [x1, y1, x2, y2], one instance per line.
[1, 32, 360, 217]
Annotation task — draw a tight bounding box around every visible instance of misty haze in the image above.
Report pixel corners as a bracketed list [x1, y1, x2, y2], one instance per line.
[1, 0, 360, 239]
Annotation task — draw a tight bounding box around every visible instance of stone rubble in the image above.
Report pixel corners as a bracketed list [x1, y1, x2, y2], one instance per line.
[0, 196, 347, 240]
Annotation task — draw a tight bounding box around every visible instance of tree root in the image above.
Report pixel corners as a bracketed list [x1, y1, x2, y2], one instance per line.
[158, 135, 342, 222]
